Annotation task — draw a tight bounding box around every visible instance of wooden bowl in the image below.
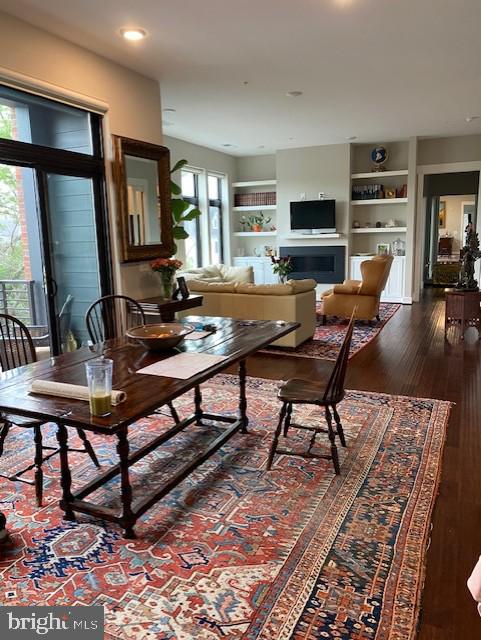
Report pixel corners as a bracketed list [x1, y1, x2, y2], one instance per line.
[126, 323, 195, 350]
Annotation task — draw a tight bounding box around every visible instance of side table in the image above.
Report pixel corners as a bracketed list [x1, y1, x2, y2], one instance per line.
[445, 289, 481, 339]
[137, 294, 204, 323]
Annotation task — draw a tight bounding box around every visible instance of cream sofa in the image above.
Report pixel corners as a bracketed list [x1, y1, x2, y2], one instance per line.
[179, 263, 254, 284]
[181, 279, 317, 348]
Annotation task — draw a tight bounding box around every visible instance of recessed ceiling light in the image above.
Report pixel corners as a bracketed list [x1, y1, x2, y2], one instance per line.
[120, 28, 147, 41]
[465, 116, 480, 123]
[346, 136, 357, 141]
[286, 91, 303, 98]
[222, 143, 237, 148]
[257, 145, 266, 149]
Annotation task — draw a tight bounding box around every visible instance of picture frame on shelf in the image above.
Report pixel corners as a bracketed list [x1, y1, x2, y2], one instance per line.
[376, 243, 390, 256]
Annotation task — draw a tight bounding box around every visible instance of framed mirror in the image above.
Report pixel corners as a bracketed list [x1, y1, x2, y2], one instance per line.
[112, 136, 174, 262]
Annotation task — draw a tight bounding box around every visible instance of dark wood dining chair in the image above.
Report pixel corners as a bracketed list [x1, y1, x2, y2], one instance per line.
[266, 312, 355, 475]
[0, 313, 100, 506]
[85, 294, 180, 424]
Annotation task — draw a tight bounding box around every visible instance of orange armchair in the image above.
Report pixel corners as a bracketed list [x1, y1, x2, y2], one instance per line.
[321, 255, 394, 322]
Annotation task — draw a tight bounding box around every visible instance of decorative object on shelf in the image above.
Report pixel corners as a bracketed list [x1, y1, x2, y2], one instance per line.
[438, 201, 447, 229]
[264, 245, 274, 256]
[151, 257, 183, 299]
[239, 215, 249, 232]
[376, 221, 382, 228]
[234, 191, 276, 207]
[271, 255, 293, 284]
[397, 184, 408, 198]
[237, 247, 246, 257]
[253, 247, 262, 257]
[247, 212, 271, 232]
[386, 218, 397, 228]
[352, 184, 385, 200]
[392, 237, 406, 256]
[385, 188, 397, 199]
[371, 145, 388, 171]
[456, 225, 481, 291]
[376, 243, 390, 256]
[365, 222, 372, 228]
[353, 220, 361, 229]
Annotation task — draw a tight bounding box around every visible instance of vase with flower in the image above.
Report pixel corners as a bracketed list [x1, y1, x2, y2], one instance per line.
[270, 255, 293, 284]
[151, 257, 183, 299]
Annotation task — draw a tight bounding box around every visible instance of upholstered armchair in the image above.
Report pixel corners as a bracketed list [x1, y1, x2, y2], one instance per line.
[321, 255, 394, 322]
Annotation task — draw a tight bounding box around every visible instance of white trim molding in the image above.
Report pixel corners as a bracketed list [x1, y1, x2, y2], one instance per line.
[0, 65, 109, 114]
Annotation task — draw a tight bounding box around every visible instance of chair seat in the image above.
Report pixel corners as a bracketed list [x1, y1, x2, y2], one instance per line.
[278, 361, 336, 403]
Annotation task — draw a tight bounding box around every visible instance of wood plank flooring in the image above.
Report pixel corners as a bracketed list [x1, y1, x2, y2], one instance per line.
[239, 290, 481, 639]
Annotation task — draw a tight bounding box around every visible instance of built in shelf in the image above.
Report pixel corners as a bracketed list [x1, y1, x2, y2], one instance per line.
[234, 231, 277, 237]
[232, 179, 277, 187]
[351, 198, 408, 206]
[351, 227, 407, 234]
[233, 205, 277, 211]
[284, 233, 343, 240]
[351, 170, 408, 179]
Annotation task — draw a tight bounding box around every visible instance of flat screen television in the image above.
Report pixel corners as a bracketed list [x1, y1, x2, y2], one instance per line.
[290, 199, 336, 233]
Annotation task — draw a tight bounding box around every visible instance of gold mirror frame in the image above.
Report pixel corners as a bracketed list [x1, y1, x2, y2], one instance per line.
[112, 135, 174, 262]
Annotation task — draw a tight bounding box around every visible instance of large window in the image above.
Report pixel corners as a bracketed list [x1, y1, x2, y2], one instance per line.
[208, 173, 223, 264]
[181, 169, 201, 269]
[0, 85, 110, 354]
[181, 167, 226, 267]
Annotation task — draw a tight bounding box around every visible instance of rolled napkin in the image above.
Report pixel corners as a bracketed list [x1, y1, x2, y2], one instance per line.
[30, 380, 127, 405]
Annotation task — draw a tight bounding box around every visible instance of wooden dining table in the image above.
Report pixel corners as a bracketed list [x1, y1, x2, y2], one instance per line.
[0, 316, 298, 538]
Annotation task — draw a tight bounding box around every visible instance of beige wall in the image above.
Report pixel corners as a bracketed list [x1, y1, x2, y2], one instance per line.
[418, 135, 481, 166]
[0, 11, 164, 298]
[236, 155, 276, 182]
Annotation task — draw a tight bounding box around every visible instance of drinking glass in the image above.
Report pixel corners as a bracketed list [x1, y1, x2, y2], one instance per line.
[85, 358, 113, 416]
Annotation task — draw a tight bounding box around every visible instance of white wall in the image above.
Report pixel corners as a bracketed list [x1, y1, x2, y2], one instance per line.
[0, 10, 164, 298]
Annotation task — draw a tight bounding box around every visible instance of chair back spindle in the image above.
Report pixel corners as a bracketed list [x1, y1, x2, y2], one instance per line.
[0, 313, 37, 372]
[322, 311, 355, 405]
[85, 295, 146, 344]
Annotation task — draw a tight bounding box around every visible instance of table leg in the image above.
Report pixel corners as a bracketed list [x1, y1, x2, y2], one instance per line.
[116, 427, 136, 539]
[239, 359, 249, 434]
[194, 385, 203, 425]
[0, 509, 7, 543]
[56, 424, 75, 521]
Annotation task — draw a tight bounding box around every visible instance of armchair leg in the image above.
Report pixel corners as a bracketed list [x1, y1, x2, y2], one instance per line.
[376, 314, 381, 322]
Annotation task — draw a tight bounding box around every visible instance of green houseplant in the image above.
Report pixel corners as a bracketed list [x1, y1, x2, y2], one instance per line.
[170, 159, 202, 253]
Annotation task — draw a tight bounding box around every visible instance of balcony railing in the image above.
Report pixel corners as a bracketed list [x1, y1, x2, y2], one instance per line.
[0, 280, 38, 325]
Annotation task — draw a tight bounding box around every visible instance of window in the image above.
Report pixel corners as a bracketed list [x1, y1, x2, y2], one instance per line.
[181, 169, 201, 269]
[208, 173, 223, 264]
[180, 167, 226, 268]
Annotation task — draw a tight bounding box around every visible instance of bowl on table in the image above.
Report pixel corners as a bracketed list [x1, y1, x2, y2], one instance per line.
[126, 323, 195, 350]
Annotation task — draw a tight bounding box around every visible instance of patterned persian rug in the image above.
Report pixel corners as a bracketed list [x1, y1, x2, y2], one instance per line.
[264, 302, 401, 360]
[0, 375, 449, 640]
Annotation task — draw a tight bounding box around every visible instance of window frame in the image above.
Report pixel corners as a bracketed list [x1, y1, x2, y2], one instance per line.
[207, 172, 224, 263]
[181, 167, 202, 268]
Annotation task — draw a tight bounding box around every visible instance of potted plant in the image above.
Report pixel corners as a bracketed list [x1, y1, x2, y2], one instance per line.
[248, 212, 271, 232]
[271, 255, 293, 284]
[151, 257, 183, 299]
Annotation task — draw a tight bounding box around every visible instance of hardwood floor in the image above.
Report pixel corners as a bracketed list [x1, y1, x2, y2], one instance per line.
[241, 290, 481, 638]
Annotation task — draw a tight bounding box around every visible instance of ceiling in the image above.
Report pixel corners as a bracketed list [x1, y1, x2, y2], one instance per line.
[2, 0, 481, 156]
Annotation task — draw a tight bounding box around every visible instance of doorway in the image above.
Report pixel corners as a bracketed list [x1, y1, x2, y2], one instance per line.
[0, 85, 111, 355]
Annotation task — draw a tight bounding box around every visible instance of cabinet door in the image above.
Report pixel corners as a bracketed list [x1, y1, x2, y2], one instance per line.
[264, 260, 278, 284]
[381, 258, 405, 301]
[350, 258, 363, 281]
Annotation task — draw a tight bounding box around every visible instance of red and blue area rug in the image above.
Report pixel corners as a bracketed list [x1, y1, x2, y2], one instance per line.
[265, 302, 400, 360]
[0, 375, 449, 639]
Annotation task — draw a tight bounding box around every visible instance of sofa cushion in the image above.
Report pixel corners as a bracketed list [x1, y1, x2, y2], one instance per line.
[236, 282, 294, 296]
[219, 264, 254, 283]
[287, 278, 317, 294]
[186, 280, 237, 293]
